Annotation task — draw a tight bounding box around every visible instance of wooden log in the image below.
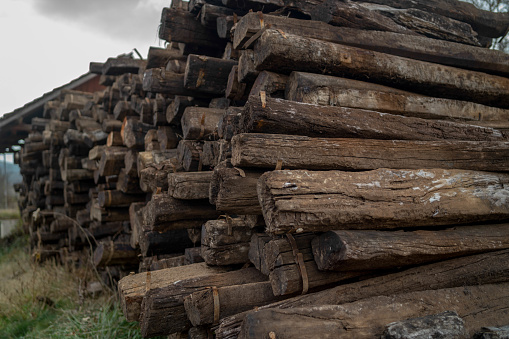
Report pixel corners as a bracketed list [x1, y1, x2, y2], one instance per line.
[181, 107, 224, 140]
[117, 262, 232, 322]
[286, 72, 509, 123]
[258, 168, 509, 234]
[248, 233, 272, 275]
[248, 71, 287, 99]
[185, 247, 204, 264]
[253, 30, 509, 108]
[159, 8, 226, 51]
[144, 129, 160, 152]
[62, 169, 94, 182]
[165, 58, 187, 74]
[231, 133, 509, 172]
[93, 240, 139, 267]
[235, 13, 509, 76]
[177, 140, 204, 172]
[102, 57, 145, 75]
[64, 191, 90, 205]
[121, 119, 152, 149]
[225, 66, 248, 101]
[116, 169, 142, 194]
[49, 218, 75, 233]
[149, 255, 187, 271]
[129, 202, 144, 249]
[184, 281, 284, 326]
[381, 311, 467, 339]
[146, 46, 187, 69]
[266, 233, 369, 296]
[90, 203, 129, 223]
[102, 119, 124, 133]
[88, 221, 126, 240]
[312, 224, 509, 271]
[166, 96, 210, 126]
[354, 0, 509, 38]
[200, 140, 222, 168]
[217, 15, 235, 39]
[138, 267, 267, 337]
[157, 126, 179, 150]
[97, 190, 145, 208]
[184, 55, 237, 96]
[143, 194, 220, 232]
[106, 131, 123, 146]
[137, 149, 179, 177]
[168, 172, 213, 200]
[113, 100, 136, 121]
[239, 96, 508, 141]
[143, 68, 201, 96]
[237, 50, 258, 83]
[217, 108, 242, 141]
[140, 166, 173, 193]
[239, 283, 509, 339]
[209, 161, 263, 215]
[200, 4, 246, 30]
[200, 218, 254, 265]
[97, 147, 128, 177]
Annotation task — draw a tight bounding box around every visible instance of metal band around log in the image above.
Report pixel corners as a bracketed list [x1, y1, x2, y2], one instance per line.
[145, 271, 152, 293]
[212, 286, 220, 324]
[285, 233, 309, 295]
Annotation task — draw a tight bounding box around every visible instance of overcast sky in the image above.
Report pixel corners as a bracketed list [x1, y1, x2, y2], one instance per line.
[0, 0, 169, 116]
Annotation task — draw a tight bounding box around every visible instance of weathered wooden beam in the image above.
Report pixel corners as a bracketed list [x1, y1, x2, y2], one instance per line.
[235, 13, 509, 76]
[231, 133, 509, 172]
[184, 55, 237, 96]
[258, 168, 509, 234]
[253, 30, 509, 108]
[312, 224, 509, 271]
[239, 283, 509, 339]
[159, 8, 226, 51]
[97, 190, 145, 208]
[168, 171, 213, 200]
[239, 96, 508, 140]
[166, 96, 211, 126]
[353, 0, 509, 38]
[209, 160, 263, 215]
[102, 57, 146, 75]
[181, 107, 224, 140]
[118, 262, 232, 322]
[139, 267, 267, 337]
[93, 240, 139, 267]
[143, 194, 220, 232]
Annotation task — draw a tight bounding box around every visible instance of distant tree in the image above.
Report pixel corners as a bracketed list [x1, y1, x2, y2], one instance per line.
[464, 0, 509, 52]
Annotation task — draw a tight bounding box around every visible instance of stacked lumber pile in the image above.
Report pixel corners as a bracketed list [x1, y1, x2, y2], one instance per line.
[112, 0, 509, 338]
[13, 0, 509, 337]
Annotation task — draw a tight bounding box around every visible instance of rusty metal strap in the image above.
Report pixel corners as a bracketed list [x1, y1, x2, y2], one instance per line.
[212, 286, 220, 324]
[285, 233, 309, 295]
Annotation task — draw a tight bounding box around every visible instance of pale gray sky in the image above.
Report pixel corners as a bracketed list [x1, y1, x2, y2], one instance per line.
[0, 0, 169, 116]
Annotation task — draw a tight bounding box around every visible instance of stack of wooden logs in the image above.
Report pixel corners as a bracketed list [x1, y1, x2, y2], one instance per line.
[117, 0, 509, 338]
[14, 0, 509, 337]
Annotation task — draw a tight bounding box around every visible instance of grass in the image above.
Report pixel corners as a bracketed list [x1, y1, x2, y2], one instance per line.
[0, 209, 20, 220]
[0, 230, 146, 339]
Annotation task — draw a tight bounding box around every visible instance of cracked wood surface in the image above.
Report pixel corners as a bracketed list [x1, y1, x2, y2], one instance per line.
[257, 168, 509, 234]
